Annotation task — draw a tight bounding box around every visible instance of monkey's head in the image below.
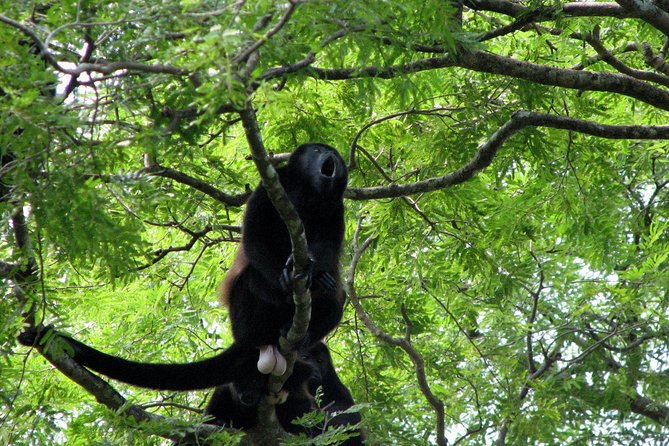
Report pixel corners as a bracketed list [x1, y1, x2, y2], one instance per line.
[288, 143, 348, 198]
[300, 342, 334, 392]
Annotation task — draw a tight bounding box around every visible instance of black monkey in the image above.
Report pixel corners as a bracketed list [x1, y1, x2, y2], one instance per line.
[303, 342, 364, 445]
[203, 353, 315, 432]
[205, 343, 364, 445]
[19, 143, 348, 404]
[221, 142, 348, 365]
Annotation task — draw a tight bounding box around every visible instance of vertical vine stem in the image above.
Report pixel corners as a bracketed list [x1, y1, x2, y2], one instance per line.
[238, 104, 312, 384]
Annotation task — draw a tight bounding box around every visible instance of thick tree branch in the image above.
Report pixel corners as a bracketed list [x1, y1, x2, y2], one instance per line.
[344, 111, 669, 200]
[237, 104, 314, 443]
[455, 50, 669, 110]
[465, 0, 636, 18]
[562, 2, 634, 17]
[630, 393, 669, 424]
[615, 0, 669, 36]
[238, 105, 312, 351]
[22, 336, 236, 445]
[301, 49, 669, 111]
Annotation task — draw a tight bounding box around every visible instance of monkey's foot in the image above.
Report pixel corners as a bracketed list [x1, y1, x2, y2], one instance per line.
[257, 344, 287, 376]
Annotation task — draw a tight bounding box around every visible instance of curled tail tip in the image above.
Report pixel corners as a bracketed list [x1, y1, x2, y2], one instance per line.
[17, 324, 54, 347]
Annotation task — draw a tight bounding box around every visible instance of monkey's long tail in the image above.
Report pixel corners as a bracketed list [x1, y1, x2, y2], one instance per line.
[21, 330, 254, 390]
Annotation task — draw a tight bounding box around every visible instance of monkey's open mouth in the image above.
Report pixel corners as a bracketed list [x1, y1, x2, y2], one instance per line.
[321, 156, 336, 177]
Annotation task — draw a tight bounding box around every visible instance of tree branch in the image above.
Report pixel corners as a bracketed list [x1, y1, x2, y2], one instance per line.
[344, 111, 669, 200]
[141, 161, 251, 207]
[615, 0, 669, 36]
[585, 30, 669, 87]
[495, 349, 561, 446]
[0, 14, 189, 77]
[301, 49, 669, 111]
[346, 219, 447, 446]
[22, 336, 238, 445]
[567, 379, 669, 426]
[232, 0, 302, 64]
[134, 226, 215, 271]
[630, 393, 669, 424]
[237, 104, 314, 443]
[464, 0, 637, 19]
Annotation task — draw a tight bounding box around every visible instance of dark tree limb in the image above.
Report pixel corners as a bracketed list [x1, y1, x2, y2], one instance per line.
[466, 48, 668, 108]
[344, 111, 669, 200]
[238, 105, 312, 350]
[238, 104, 311, 443]
[630, 394, 669, 424]
[22, 336, 239, 445]
[464, 0, 636, 19]
[141, 161, 251, 207]
[615, 0, 669, 36]
[300, 49, 669, 111]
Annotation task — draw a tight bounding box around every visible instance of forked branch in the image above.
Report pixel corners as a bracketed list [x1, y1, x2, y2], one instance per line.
[345, 110, 669, 200]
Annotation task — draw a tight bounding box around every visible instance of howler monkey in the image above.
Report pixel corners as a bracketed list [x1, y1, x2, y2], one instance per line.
[204, 343, 364, 445]
[19, 143, 348, 406]
[221, 142, 348, 374]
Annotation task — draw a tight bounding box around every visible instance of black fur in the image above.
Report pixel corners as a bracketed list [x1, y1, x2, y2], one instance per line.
[227, 142, 347, 349]
[205, 343, 364, 444]
[305, 342, 364, 445]
[18, 327, 264, 394]
[18, 143, 348, 405]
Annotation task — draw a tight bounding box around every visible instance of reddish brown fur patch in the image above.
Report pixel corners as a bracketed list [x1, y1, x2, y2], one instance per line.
[218, 244, 248, 308]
